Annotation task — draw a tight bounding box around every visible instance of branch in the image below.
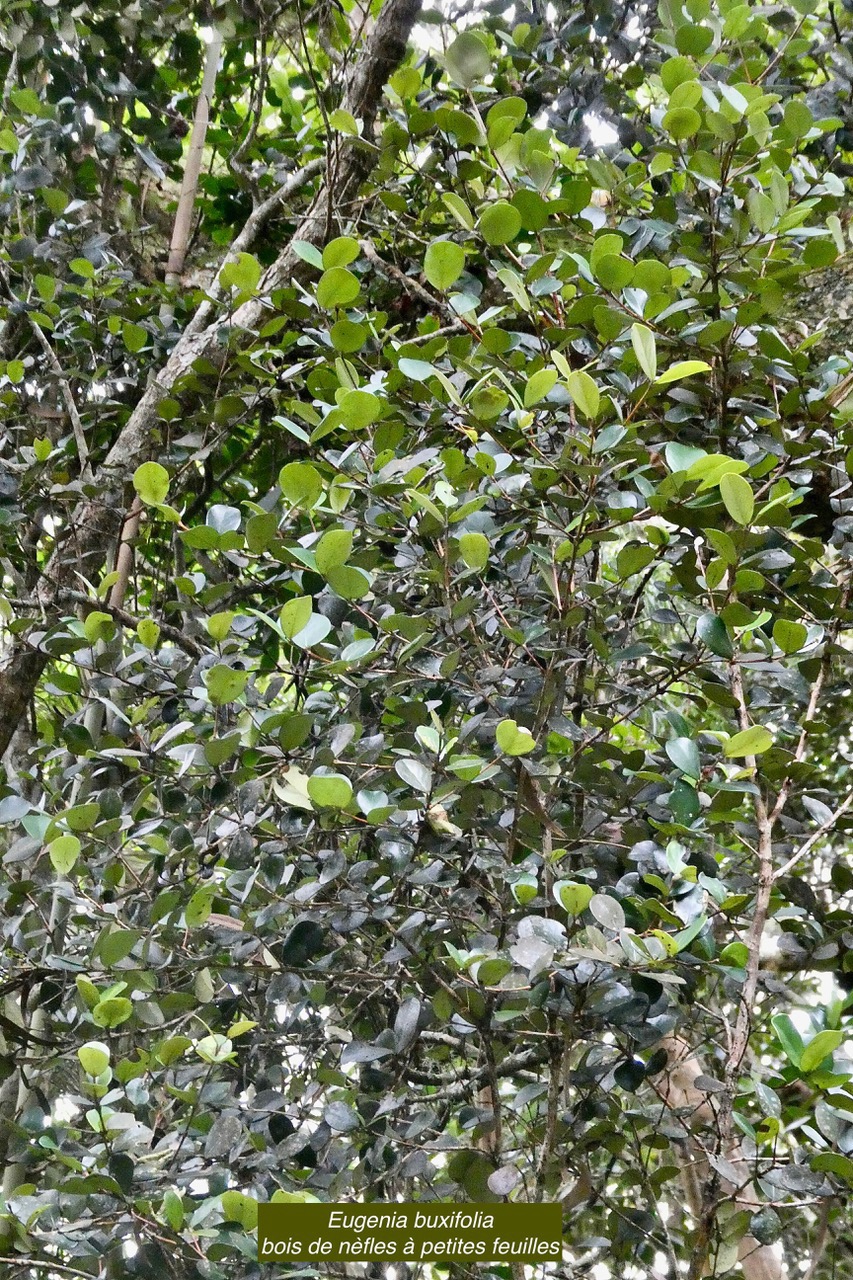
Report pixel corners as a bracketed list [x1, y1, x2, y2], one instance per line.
[774, 785, 853, 881]
[26, 316, 90, 479]
[164, 29, 223, 291]
[61, 589, 204, 658]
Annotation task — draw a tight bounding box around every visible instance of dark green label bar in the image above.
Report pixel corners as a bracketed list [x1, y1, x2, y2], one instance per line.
[258, 1202, 562, 1263]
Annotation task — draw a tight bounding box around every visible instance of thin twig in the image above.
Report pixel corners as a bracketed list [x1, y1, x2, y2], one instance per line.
[773, 787, 853, 881]
[27, 317, 90, 479]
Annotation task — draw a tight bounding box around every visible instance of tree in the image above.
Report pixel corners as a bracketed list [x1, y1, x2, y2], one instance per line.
[2, 0, 853, 1277]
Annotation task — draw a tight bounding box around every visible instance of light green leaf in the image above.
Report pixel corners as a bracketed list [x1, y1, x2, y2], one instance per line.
[122, 322, 147, 353]
[137, 619, 160, 649]
[327, 108, 359, 136]
[221, 252, 262, 292]
[133, 462, 169, 505]
[478, 201, 522, 246]
[315, 529, 354, 574]
[720, 472, 754, 525]
[307, 774, 353, 809]
[221, 1191, 258, 1230]
[83, 611, 115, 644]
[566, 370, 601, 419]
[445, 31, 491, 87]
[724, 725, 774, 757]
[186, 885, 216, 927]
[524, 368, 558, 407]
[323, 236, 360, 269]
[206, 611, 235, 642]
[337, 389, 380, 429]
[78, 1041, 110, 1076]
[425, 241, 466, 291]
[801, 1030, 843, 1073]
[631, 323, 657, 380]
[205, 665, 248, 706]
[280, 596, 313, 639]
[773, 618, 808, 654]
[553, 880, 594, 916]
[92, 997, 133, 1029]
[49, 834, 80, 874]
[279, 461, 323, 507]
[316, 267, 360, 309]
[458, 531, 489, 570]
[656, 360, 713, 385]
[496, 719, 536, 756]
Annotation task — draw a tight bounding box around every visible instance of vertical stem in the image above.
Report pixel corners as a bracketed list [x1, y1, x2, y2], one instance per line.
[161, 28, 223, 322]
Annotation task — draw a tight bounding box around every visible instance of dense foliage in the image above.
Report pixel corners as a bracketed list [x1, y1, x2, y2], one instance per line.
[3, 1, 853, 1277]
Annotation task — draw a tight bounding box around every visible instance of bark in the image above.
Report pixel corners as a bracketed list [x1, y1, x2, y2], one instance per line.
[655, 1036, 787, 1280]
[0, 0, 424, 759]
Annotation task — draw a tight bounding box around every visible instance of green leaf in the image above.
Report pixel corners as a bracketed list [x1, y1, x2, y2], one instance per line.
[326, 565, 372, 599]
[96, 929, 140, 967]
[307, 774, 353, 809]
[205, 665, 248, 706]
[811, 1153, 853, 1184]
[696, 613, 734, 658]
[655, 360, 713, 386]
[566, 370, 601, 419]
[445, 31, 491, 87]
[122, 322, 147, 353]
[49, 834, 80, 874]
[772, 1014, 804, 1067]
[221, 1191, 258, 1230]
[323, 236, 360, 269]
[137, 619, 160, 649]
[662, 106, 702, 139]
[186, 885, 216, 927]
[478, 201, 522, 246]
[458, 531, 489, 570]
[78, 1041, 110, 1076]
[496, 719, 535, 756]
[686, 453, 749, 490]
[316, 267, 360, 309]
[553, 880, 594, 916]
[162, 1190, 184, 1231]
[64, 803, 100, 832]
[246, 511, 278, 553]
[221, 252, 262, 292]
[293, 612, 333, 648]
[800, 1030, 843, 1073]
[204, 611, 233, 642]
[327, 108, 359, 136]
[92, 997, 133, 1029]
[631, 323, 657, 380]
[133, 462, 170, 505]
[83, 611, 115, 644]
[724, 725, 774, 757]
[665, 442, 707, 473]
[425, 240, 466, 291]
[666, 737, 700, 778]
[279, 461, 323, 507]
[337, 389, 380, 429]
[280, 596, 313, 639]
[70, 257, 95, 278]
[747, 189, 775, 234]
[720, 472, 754, 525]
[315, 529, 354, 574]
[773, 619, 808, 654]
[524, 368, 557, 407]
[398, 357, 437, 381]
